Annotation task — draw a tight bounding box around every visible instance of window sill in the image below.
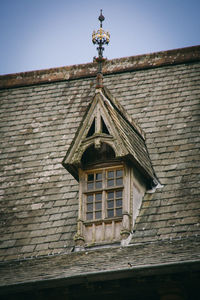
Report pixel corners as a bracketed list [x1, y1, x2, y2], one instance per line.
[84, 216, 123, 226]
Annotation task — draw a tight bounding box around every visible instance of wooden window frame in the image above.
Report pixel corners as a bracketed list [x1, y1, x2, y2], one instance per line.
[75, 162, 134, 245]
[83, 165, 124, 224]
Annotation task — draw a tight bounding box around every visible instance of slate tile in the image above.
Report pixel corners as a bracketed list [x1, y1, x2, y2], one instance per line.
[35, 243, 49, 251]
[45, 234, 61, 243]
[49, 214, 62, 221]
[0, 240, 16, 249]
[15, 238, 31, 246]
[157, 227, 173, 235]
[51, 219, 66, 227]
[48, 241, 66, 249]
[30, 236, 46, 244]
[33, 249, 51, 257]
[21, 245, 36, 253]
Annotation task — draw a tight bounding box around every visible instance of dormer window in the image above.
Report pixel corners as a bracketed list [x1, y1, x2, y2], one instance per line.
[77, 141, 127, 245]
[79, 164, 125, 245]
[62, 87, 158, 248]
[84, 166, 123, 221]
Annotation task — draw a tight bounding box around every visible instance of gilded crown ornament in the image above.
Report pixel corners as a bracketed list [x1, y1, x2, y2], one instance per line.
[92, 10, 110, 88]
[92, 9, 110, 58]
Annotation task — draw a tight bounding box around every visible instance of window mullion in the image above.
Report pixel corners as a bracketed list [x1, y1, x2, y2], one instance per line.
[102, 169, 106, 219]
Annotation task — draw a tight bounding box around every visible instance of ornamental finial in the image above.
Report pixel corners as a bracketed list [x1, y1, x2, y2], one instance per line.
[92, 10, 110, 59]
[98, 9, 105, 28]
[92, 10, 110, 88]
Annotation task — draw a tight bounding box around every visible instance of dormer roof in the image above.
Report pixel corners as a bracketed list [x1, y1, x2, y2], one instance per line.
[62, 86, 157, 188]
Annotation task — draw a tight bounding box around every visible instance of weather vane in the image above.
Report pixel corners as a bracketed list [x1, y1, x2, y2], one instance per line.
[92, 10, 110, 88]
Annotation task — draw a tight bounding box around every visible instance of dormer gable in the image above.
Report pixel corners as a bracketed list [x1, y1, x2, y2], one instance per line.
[62, 87, 157, 189]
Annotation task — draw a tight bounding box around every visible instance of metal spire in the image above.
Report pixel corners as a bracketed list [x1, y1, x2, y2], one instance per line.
[92, 10, 110, 88]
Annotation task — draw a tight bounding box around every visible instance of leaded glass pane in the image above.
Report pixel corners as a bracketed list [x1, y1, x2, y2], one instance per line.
[95, 202, 101, 210]
[116, 170, 123, 177]
[96, 181, 102, 189]
[116, 178, 123, 186]
[87, 195, 93, 203]
[108, 179, 114, 187]
[108, 200, 114, 208]
[87, 203, 93, 211]
[88, 174, 94, 181]
[108, 171, 114, 178]
[116, 208, 122, 216]
[96, 193, 102, 201]
[116, 190, 122, 198]
[95, 211, 101, 219]
[87, 182, 94, 190]
[96, 173, 102, 180]
[107, 191, 114, 199]
[108, 210, 114, 218]
[116, 199, 122, 207]
[87, 212, 93, 220]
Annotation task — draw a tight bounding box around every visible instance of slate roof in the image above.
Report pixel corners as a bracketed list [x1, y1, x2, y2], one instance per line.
[0, 46, 200, 284]
[100, 87, 156, 183]
[0, 237, 200, 294]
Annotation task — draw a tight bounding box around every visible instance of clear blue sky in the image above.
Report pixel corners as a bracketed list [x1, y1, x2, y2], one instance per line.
[0, 0, 199, 75]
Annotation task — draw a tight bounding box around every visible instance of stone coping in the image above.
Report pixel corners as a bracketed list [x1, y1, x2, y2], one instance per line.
[0, 45, 200, 89]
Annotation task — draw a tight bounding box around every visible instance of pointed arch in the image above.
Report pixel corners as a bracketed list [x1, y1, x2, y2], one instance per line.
[81, 142, 115, 166]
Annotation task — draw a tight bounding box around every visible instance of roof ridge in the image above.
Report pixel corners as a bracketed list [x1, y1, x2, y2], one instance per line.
[1, 45, 200, 89]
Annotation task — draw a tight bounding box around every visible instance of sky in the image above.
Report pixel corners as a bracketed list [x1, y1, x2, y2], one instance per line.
[0, 0, 200, 75]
